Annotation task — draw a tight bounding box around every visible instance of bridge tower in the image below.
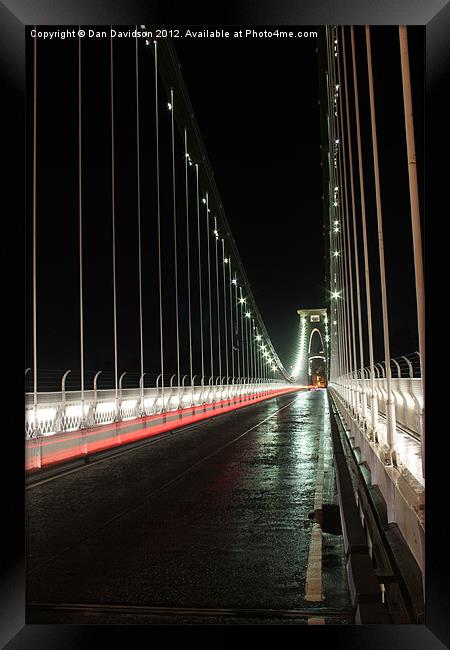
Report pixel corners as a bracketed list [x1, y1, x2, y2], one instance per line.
[295, 308, 329, 386]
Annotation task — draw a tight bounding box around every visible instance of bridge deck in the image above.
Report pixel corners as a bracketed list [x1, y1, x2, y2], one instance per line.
[26, 390, 352, 625]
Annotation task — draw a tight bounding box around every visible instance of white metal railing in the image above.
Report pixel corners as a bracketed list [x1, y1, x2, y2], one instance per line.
[335, 377, 423, 436]
[25, 375, 290, 439]
[329, 352, 424, 477]
[331, 354, 422, 434]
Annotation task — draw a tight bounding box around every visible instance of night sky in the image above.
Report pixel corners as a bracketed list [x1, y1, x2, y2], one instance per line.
[25, 26, 424, 390]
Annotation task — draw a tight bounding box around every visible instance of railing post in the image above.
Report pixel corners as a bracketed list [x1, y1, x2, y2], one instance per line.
[360, 369, 367, 423]
[154, 373, 161, 414]
[215, 376, 220, 405]
[139, 371, 146, 417]
[200, 375, 205, 406]
[61, 370, 71, 432]
[208, 376, 213, 404]
[414, 352, 425, 477]
[391, 358, 401, 379]
[401, 355, 413, 380]
[168, 374, 176, 411]
[93, 370, 102, 426]
[180, 374, 188, 413]
[118, 371, 126, 421]
[190, 375, 197, 409]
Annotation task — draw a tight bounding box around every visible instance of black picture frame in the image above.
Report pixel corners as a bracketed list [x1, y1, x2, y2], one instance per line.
[2, 0, 448, 647]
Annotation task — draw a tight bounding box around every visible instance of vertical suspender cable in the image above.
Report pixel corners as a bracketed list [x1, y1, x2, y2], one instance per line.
[245, 307, 250, 384]
[78, 34, 85, 426]
[206, 194, 214, 381]
[340, 132, 354, 404]
[234, 277, 241, 379]
[249, 317, 254, 381]
[399, 26, 424, 380]
[366, 26, 397, 457]
[330, 31, 345, 385]
[221, 240, 229, 385]
[110, 31, 119, 420]
[335, 75, 352, 403]
[351, 26, 378, 434]
[342, 27, 366, 420]
[184, 129, 193, 380]
[228, 263, 235, 380]
[135, 33, 145, 415]
[239, 287, 245, 381]
[399, 25, 425, 475]
[251, 319, 256, 381]
[214, 218, 222, 384]
[255, 325, 261, 382]
[327, 27, 339, 380]
[337, 33, 358, 412]
[154, 41, 165, 408]
[195, 165, 205, 385]
[170, 89, 181, 395]
[334, 37, 347, 387]
[32, 31, 38, 430]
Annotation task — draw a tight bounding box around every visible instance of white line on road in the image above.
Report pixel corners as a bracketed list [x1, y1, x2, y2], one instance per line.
[304, 396, 326, 603]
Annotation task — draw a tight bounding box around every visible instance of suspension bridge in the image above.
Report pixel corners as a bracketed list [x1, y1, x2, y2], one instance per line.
[26, 26, 424, 625]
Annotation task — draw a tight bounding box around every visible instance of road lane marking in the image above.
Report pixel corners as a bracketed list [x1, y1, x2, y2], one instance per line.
[304, 399, 325, 603]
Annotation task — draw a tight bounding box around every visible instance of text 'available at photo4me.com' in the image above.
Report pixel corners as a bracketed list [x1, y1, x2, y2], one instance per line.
[30, 27, 319, 41]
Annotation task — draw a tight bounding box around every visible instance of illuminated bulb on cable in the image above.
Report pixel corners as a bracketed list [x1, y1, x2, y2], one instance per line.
[239, 297, 246, 304]
[231, 278, 237, 285]
[331, 291, 340, 299]
[333, 251, 340, 257]
[167, 102, 173, 110]
[245, 311, 251, 318]
[224, 257, 229, 264]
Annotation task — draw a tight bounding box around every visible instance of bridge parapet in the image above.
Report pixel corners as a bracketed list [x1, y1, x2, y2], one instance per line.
[329, 371, 425, 578]
[25, 376, 294, 438]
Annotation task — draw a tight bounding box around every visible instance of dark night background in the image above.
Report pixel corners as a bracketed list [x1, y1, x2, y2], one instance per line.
[25, 26, 424, 389]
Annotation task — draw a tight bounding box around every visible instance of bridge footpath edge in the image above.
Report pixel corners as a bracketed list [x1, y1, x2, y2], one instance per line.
[327, 392, 390, 623]
[329, 388, 425, 623]
[329, 388, 424, 574]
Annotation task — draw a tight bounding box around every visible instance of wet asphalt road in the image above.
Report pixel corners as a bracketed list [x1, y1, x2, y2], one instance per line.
[26, 390, 352, 624]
